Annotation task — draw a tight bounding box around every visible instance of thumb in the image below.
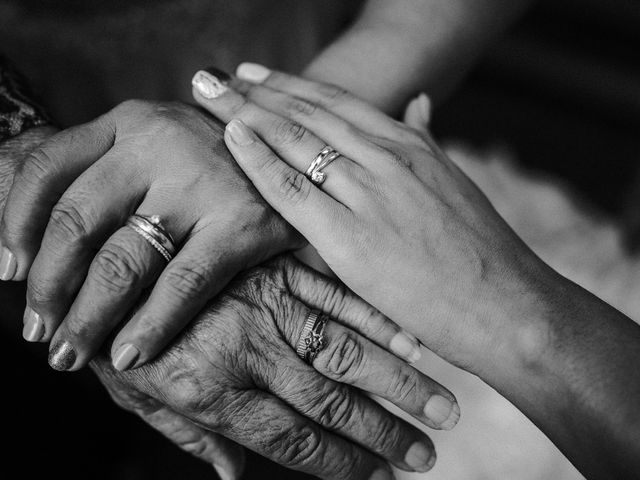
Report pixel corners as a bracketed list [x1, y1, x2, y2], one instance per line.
[403, 93, 431, 131]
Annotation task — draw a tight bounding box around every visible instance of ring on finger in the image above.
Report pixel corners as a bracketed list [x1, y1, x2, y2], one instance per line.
[126, 214, 176, 262]
[296, 309, 330, 364]
[305, 146, 341, 186]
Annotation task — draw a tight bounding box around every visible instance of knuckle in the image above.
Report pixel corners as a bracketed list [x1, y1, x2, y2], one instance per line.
[18, 146, 58, 187]
[271, 119, 308, 146]
[315, 388, 356, 431]
[274, 425, 322, 468]
[163, 262, 211, 301]
[27, 276, 56, 309]
[91, 244, 142, 294]
[369, 412, 402, 455]
[316, 83, 350, 105]
[276, 169, 312, 206]
[386, 368, 420, 404]
[284, 97, 318, 117]
[165, 361, 215, 416]
[49, 198, 93, 244]
[316, 331, 364, 381]
[385, 148, 413, 170]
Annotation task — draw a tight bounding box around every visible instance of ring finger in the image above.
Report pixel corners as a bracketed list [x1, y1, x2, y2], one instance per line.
[46, 196, 192, 371]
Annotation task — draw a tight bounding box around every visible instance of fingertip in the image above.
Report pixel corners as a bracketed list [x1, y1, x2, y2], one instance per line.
[235, 62, 271, 84]
[225, 119, 257, 147]
[0, 245, 17, 281]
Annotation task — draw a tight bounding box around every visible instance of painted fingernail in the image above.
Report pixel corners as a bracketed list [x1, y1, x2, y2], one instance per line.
[389, 330, 421, 363]
[424, 394, 460, 429]
[213, 464, 234, 480]
[236, 62, 271, 83]
[22, 308, 44, 342]
[226, 119, 256, 146]
[405, 441, 434, 472]
[368, 467, 394, 480]
[0, 246, 16, 281]
[112, 343, 140, 371]
[192, 70, 228, 99]
[48, 340, 76, 371]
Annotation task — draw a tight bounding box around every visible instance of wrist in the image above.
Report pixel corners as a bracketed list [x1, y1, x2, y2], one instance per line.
[475, 258, 566, 395]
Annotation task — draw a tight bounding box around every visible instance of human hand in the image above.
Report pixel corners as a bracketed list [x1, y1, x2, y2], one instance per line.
[0, 96, 301, 372]
[92, 255, 460, 479]
[192, 65, 545, 373]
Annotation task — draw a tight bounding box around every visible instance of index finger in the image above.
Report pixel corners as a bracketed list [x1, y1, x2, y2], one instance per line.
[223, 119, 354, 263]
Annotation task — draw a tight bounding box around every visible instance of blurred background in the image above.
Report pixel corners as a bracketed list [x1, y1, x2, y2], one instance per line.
[1, 0, 638, 478]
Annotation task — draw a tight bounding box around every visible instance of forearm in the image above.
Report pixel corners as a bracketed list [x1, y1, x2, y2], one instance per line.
[304, 0, 534, 113]
[485, 266, 640, 479]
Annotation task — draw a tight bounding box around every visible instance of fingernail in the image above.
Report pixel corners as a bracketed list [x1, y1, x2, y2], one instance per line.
[192, 70, 228, 99]
[368, 467, 394, 480]
[22, 308, 44, 342]
[226, 119, 256, 146]
[213, 464, 234, 480]
[236, 62, 271, 83]
[424, 395, 460, 429]
[417, 92, 431, 125]
[405, 441, 434, 472]
[112, 343, 140, 371]
[48, 340, 76, 371]
[389, 330, 421, 363]
[0, 246, 16, 281]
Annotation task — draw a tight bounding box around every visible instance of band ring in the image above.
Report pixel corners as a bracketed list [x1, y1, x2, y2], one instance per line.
[305, 146, 341, 186]
[126, 214, 177, 263]
[296, 309, 329, 364]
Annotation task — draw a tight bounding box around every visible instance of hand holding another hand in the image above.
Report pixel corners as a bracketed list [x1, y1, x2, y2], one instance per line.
[93, 256, 460, 479]
[1, 98, 300, 371]
[191, 65, 543, 374]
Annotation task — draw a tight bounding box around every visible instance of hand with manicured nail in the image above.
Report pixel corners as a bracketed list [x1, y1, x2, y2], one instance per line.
[0, 93, 304, 372]
[94, 255, 460, 478]
[193, 64, 640, 480]
[191, 63, 516, 370]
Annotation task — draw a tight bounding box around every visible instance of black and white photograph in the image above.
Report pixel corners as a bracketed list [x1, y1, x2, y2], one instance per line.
[1, 1, 639, 479]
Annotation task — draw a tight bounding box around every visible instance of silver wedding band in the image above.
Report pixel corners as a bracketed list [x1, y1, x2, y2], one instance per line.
[296, 309, 330, 364]
[126, 214, 176, 263]
[305, 146, 341, 186]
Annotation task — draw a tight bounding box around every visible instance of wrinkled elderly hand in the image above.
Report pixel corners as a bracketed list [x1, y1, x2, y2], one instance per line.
[92, 255, 460, 479]
[0, 97, 300, 372]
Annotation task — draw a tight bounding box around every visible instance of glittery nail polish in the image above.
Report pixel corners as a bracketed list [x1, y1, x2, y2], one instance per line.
[192, 70, 228, 99]
[48, 341, 76, 371]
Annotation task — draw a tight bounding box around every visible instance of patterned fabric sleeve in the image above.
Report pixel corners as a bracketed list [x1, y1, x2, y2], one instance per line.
[0, 55, 52, 142]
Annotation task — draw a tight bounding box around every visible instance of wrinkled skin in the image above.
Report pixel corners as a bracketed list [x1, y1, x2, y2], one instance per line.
[91, 255, 446, 479]
[1, 100, 301, 371]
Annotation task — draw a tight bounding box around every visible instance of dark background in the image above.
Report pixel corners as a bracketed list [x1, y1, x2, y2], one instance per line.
[1, 0, 639, 478]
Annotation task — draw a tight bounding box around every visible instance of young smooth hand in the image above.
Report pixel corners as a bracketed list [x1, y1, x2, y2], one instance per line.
[191, 65, 543, 373]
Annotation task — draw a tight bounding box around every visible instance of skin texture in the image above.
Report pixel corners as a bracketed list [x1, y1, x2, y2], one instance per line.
[1, 100, 301, 371]
[304, 0, 534, 112]
[91, 255, 459, 479]
[1, 126, 459, 479]
[192, 67, 640, 479]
